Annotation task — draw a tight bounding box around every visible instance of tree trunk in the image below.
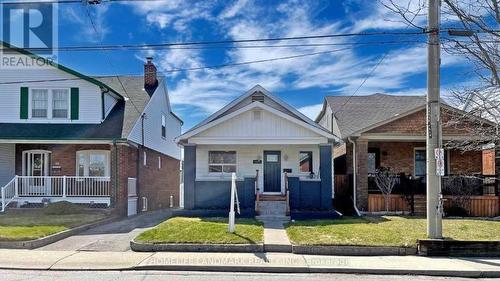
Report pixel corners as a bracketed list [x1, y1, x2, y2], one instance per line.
[384, 194, 390, 213]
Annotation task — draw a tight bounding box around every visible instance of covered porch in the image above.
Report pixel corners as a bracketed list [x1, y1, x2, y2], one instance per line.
[0, 142, 116, 211]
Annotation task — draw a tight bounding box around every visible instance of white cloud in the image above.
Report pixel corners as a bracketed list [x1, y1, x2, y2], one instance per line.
[62, 5, 109, 43]
[298, 103, 323, 120]
[218, 0, 251, 20]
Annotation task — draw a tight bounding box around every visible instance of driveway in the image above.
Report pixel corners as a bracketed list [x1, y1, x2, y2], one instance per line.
[38, 209, 172, 252]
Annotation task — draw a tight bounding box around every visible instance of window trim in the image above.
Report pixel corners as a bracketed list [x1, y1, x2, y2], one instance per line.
[158, 155, 162, 169]
[76, 150, 110, 177]
[208, 150, 237, 175]
[29, 88, 71, 120]
[143, 151, 147, 166]
[299, 151, 313, 174]
[413, 147, 450, 177]
[161, 113, 166, 138]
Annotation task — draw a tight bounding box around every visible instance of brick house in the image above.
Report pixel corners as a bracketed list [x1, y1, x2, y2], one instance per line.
[316, 94, 498, 214]
[0, 42, 182, 216]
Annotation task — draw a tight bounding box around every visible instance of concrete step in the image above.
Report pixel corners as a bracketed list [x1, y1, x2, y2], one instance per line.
[256, 215, 291, 221]
[259, 195, 286, 201]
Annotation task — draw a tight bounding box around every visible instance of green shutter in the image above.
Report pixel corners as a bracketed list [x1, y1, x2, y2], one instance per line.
[70, 87, 79, 120]
[20, 87, 28, 119]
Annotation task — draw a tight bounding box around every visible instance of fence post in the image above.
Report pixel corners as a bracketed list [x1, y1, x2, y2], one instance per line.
[1, 188, 5, 212]
[62, 176, 67, 198]
[14, 175, 18, 197]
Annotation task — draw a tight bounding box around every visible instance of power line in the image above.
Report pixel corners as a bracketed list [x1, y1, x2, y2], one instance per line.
[0, 0, 160, 4]
[20, 40, 427, 52]
[0, 47, 350, 85]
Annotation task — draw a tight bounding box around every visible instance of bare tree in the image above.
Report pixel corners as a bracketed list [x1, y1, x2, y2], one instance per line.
[374, 167, 398, 212]
[382, 0, 500, 155]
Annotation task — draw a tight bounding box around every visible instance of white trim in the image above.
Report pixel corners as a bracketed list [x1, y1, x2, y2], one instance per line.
[0, 139, 116, 144]
[76, 150, 111, 177]
[22, 150, 52, 176]
[29, 88, 71, 120]
[178, 102, 336, 142]
[188, 137, 329, 145]
[158, 155, 162, 169]
[207, 150, 237, 175]
[143, 151, 147, 166]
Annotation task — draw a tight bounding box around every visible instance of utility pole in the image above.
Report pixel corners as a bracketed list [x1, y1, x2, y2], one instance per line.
[427, 0, 443, 239]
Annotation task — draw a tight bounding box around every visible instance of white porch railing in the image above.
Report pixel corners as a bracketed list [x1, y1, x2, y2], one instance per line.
[0, 176, 111, 212]
[16, 176, 110, 197]
[1, 177, 16, 212]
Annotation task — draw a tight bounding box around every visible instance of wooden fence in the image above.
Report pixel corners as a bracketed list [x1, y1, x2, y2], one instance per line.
[368, 194, 500, 217]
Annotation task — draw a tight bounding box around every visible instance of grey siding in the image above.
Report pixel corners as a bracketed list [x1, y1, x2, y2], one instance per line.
[0, 144, 15, 186]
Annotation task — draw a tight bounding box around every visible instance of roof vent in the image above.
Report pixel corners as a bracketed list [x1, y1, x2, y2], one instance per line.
[251, 92, 265, 103]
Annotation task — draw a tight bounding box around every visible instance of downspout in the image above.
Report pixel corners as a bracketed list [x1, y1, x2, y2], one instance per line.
[348, 137, 361, 216]
[112, 139, 118, 210]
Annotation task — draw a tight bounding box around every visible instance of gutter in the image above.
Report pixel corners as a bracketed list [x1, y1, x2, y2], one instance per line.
[347, 137, 361, 216]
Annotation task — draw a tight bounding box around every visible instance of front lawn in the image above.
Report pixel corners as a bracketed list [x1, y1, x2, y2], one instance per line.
[286, 216, 500, 247]
[0, 209, 108, 241]
[135, 217, 264, 244]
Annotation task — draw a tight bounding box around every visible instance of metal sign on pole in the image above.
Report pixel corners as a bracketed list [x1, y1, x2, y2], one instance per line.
[427, 0, 443, 239]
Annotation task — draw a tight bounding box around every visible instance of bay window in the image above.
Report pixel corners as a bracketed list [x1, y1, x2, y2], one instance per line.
[76, 150, 110, 177]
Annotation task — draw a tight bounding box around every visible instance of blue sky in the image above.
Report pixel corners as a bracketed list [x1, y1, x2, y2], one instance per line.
[6, 0, 474, 130]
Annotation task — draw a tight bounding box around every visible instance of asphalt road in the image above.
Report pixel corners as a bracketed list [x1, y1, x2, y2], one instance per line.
[0, 270, 498, 281]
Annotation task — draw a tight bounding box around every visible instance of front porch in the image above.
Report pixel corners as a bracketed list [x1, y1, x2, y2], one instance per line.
[0, 142, 125, 211]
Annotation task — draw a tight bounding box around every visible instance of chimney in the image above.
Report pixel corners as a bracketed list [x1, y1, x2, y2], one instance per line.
[144, 57, 158, 95]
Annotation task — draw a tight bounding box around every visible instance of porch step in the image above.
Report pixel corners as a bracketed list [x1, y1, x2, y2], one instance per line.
[259, 195, 286, 201]
[256, 201, 289, 221]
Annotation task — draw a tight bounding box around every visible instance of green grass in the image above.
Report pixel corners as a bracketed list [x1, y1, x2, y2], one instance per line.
[286, 216, 500, 247]
[0, 209, 108, 241]
[136, 217, 264, 244]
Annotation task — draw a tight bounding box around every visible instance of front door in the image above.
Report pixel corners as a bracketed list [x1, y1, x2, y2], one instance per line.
[263, 151, 281, 193]
[22, 150, 51, 195]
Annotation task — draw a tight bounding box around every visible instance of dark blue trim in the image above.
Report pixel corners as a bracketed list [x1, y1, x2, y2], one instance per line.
[183, 145, 196, 209]
[319, 144, 333, 209]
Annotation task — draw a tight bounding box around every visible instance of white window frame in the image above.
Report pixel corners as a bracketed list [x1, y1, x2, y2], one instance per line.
[158, 156, 162, 169]
[298, 151, 313, 174]
[413, 147, 450, 177]
[143, 151, 147, 166]
[161, 113, 166, 138]
[76, 150, 110, 177]
[208, 151, 237, 175]
[29, 88, 70, 120]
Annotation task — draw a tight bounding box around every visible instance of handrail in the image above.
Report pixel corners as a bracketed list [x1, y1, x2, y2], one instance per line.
[285, 172, 290, 215]
[255, 169, 260, 214]
[1, 176, 17, 212]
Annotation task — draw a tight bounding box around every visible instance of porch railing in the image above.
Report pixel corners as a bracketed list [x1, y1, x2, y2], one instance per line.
[16, 176, 110, 197]
[1, 177, 17, 212]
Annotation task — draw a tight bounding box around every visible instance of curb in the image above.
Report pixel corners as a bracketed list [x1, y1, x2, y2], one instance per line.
[130, 264, 500, 277]
[0, 216, 119, 250]
[130, 240, 264, 252]
[292, 245, 417, 256]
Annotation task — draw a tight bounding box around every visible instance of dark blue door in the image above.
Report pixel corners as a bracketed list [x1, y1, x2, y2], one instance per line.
[263, 151, 281, 193]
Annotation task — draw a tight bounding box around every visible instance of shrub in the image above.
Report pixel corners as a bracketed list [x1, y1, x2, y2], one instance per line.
[43, 201, 86, 215]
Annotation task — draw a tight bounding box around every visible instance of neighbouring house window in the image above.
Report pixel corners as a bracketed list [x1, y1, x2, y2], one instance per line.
[414, 148, 449, 177]
[158, 156, 162, 169]
[143, 151, 147, 166]
[76, 150, 110, 177]
[52, 89, 69, 118]
[161, 114, 166, 138]
[31, 89, 48, 118]
[299, 151, 313, 173]
[209, 151, 236, 173]
[30, 88, 70, 119]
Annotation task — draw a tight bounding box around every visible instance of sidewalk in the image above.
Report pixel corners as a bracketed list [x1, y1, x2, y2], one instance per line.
[0, 249, 498, 277]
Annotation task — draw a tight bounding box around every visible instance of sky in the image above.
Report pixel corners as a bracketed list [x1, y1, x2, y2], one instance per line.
[3, 0, 476, 130]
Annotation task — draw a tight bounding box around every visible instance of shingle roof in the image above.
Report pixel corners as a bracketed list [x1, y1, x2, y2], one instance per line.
[325, 93, 426, 138]
[0, 76, 152, 140]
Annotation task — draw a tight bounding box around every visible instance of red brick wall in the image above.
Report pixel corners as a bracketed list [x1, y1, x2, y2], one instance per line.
[137, 146, 180, 211]
[15, 144, 110, 175]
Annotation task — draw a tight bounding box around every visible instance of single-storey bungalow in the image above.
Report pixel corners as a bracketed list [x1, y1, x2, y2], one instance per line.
[176, 85, 338, 214]
[316, 94, 499, 216]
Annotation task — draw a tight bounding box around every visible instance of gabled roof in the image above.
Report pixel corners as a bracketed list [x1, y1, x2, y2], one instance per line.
[178, 85, 338, 143]
[184, 85, 332, 135]
[0, 41, 123, 99]
[318, 93, 427, 139]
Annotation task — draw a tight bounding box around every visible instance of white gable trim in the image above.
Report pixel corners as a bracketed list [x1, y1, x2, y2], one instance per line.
[177, 101, 337, 143]
[184, 85, 330, 135]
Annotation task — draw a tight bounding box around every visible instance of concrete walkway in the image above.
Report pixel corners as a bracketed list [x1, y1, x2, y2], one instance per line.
[39, 209, 172, 252]
[0, 249, 498, 277]
[262, 219, 292, 252]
